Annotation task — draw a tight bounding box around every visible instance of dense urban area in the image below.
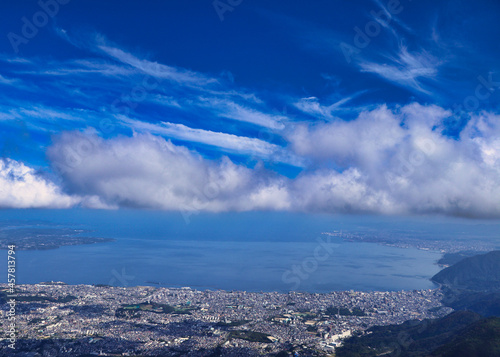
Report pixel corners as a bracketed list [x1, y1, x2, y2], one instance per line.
[0, 283, 452, 356]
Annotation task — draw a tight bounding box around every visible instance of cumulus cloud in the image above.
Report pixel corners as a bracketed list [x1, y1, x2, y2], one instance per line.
[0, 159, 77, 208]
[2, 103, 499, 218]
[287, 103, 500, 217]
[290, 168, 401, 214]
[47, 131, 291, 212]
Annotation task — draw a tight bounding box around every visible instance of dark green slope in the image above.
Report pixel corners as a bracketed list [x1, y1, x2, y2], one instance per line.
[432, 250, 500, 317]
[431, 317, 500, 357]
[337, 251, 500, 357]
[441, 290, 500, 317]
[432, 250, 500, 291]
[335, 311, 482, 357]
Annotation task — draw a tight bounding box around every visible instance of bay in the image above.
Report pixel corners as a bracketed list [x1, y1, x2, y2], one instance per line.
[0, 209, 456, 292]
[4, 237, 441, 293]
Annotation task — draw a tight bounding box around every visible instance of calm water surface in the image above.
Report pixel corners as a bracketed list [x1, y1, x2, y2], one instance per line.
[0, 210, 451, 292]
[6, 238, 442, 292]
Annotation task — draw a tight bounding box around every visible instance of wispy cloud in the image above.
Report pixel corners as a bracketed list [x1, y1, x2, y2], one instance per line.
[29, 59, 136, 78]
[277, 3, 441, 97]
[359, 46, 439, 94]
[118, 116, 302, 166]
[293, 91, 368, 120]
[97, 43, 217, 87]
[370, 0, 414, 36]
[0, 102, 100, 129]
[195, 97, 286, 130]
[0, 30, 300, 169]
[0, 74, 22, 86]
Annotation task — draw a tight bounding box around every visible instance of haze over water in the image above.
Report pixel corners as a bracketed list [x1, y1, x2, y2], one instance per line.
[3, 209, 495, 292]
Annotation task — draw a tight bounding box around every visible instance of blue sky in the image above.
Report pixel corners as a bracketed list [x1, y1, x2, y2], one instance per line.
[1, 0, 500, 218]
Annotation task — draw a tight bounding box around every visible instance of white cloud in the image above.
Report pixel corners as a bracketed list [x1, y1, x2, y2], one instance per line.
[47, 131, 291, 212]
[293, 97, 340, 120]
[359, 46, 439, 94]
[0, 159, 77, 208]
[291, 168, 400, 214]
[42, 103, 500, 218]
[119, 116, 303, 166]
[3, 101, 500, 218]
[288, 104, 408, 170]
[0, 74, 22, 86]
[97, 43, 217, 87]
[287, 103, 500, 217]
[196, 97, 286, 130]
[33, 59, 136, 77]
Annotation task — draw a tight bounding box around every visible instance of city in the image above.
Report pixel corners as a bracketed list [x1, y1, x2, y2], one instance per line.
[0, 283, 451, 356]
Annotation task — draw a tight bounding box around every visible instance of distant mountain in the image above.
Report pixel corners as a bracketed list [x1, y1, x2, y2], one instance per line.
[432, 250, 500, 291]
[437, 250, 482, 267]
[432, 250, 500, 317]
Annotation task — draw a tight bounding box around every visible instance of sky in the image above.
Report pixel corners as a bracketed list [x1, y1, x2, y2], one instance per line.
[1, 0, 500, 218]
